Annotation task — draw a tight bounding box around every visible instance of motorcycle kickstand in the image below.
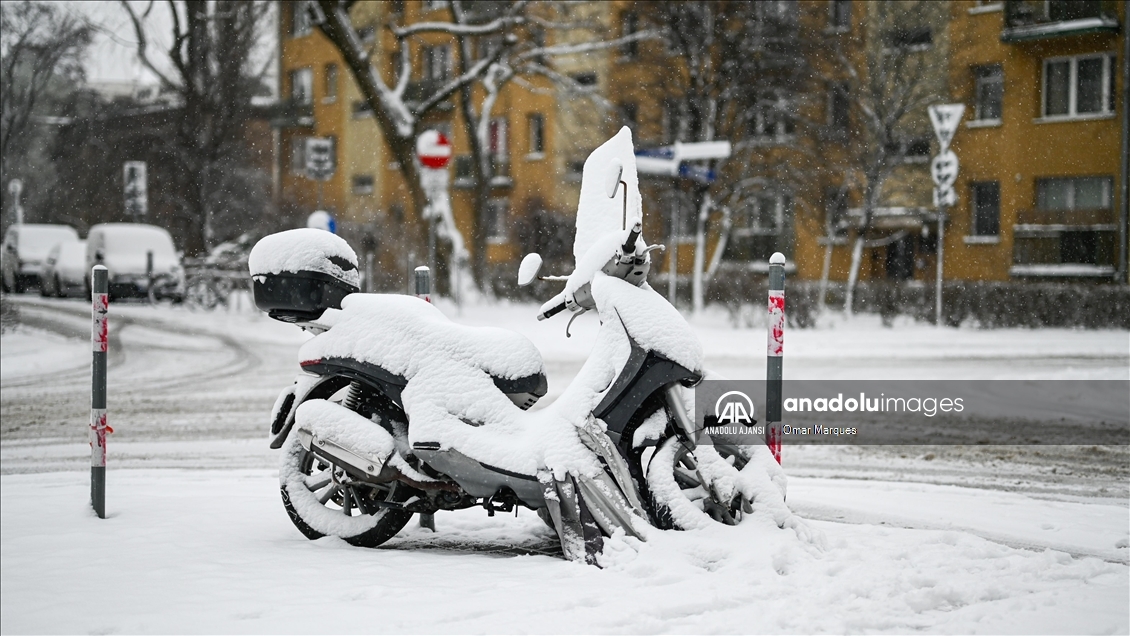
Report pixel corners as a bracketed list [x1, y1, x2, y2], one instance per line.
[418, 512, 436, 532]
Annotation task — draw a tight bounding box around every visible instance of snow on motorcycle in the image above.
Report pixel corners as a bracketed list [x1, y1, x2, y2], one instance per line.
[249, 128, 799, 565]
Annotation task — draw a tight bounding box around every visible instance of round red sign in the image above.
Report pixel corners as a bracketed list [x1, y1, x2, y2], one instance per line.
[416, 130, 452, 169]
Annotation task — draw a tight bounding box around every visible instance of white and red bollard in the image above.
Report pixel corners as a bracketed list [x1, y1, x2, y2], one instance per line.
[91, 265, 112, 517]
[414, 265, 436, 531]
[765, 252, 785, 464]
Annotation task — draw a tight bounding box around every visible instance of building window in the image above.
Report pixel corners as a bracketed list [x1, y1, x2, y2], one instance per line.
[828, 82, 850, 130]
[757, 0, 799, 23]
[290, 1, 312, 37]
[352, 100, 373, 119]
[620, 11, 639, 60]
[824, 187, 849, 236]
[289, 136, 307, 174]
[621, 102, 637, 130]
[570, 72, 598, 87]
[970, 182, 1000, 236]
[753, 98, 796, 140]
[324, 64, 338, 103]
[486, 198, 510, 241]
[887, 26, 932, 51]
[290, 68, 313, 104]
[1043, 54, 1115, 118]
[527, 114, 544, 155]
[735, 194, 790, 235]
[829, 0, 851, 30]
[453, 156, 474, 187]
[886, 137, 932, 163]
[973, 64, 1002, 121]
[352, 174, 375, 195]
[424, 0, 446, 11]
[489, 117, 508, 158]
[489, 118, 509, 181]
[1037, 176, 1112, 210]
[423, 45, 451, 81]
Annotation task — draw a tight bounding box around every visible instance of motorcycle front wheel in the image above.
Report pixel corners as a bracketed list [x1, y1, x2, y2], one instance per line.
[646, 437, 751, 529]
[278, 435, 415, 547]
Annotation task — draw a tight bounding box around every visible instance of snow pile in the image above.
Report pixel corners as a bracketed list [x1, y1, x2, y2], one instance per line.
[572, 127, 642, 264]
[248, 228, 360, 288]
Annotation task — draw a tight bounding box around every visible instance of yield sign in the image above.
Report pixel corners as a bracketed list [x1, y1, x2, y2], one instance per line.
[928, 103, 965, 150]
[931, 150, 958, 189]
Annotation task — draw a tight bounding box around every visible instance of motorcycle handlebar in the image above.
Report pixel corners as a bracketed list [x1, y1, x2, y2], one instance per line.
[621, 223, 641, 255]
[537, 300, 568, 321]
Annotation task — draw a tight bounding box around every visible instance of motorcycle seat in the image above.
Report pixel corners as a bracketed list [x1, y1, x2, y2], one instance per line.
[299, 293, 548, 407]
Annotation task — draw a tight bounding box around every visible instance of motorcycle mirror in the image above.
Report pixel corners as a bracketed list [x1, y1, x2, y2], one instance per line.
[605, 159, 623, 199]
[517, 252, 543, 287]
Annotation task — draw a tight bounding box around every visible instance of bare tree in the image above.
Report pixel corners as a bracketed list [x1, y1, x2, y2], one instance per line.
[635, 1, 822, 313]
[122, 0, 272, 254]
[826, 0, 948, 314]
[312, 0, 646, 293]
[0, 1, 91, 206]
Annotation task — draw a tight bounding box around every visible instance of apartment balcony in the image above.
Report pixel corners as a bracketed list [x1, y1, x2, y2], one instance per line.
[1010, 208, 1118, 277]
[1013, 208, 1117, 236]
[262, 99, 314, 128]
[451, 155, 511, 188]
[1002, 0, 1120, 42]
[405, 79, 453, 111]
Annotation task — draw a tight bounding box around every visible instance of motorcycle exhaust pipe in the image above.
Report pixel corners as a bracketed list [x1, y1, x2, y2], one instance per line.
[295, 426, 396, 482]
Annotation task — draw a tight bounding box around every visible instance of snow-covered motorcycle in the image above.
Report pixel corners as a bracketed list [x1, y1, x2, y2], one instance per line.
[250, 129, 792, 564]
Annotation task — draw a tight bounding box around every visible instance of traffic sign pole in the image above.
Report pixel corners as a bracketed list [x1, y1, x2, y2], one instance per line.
[928, 104, 964, 328]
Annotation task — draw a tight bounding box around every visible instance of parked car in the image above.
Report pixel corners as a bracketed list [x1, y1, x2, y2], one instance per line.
[40, 240, 88, 298]
[1, 224, 81, 293]
[85, 223, 185, 301]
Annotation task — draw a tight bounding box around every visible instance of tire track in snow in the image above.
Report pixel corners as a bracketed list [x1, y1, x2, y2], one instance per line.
[4, 297, 261, 393]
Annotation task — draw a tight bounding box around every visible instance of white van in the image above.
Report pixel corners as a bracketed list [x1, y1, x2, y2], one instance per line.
[85, 223, 185, 301]
[1, 224, 80, 293]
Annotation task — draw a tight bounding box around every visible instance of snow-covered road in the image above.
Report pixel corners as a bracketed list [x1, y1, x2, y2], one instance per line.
[1, 295, 1127, 633]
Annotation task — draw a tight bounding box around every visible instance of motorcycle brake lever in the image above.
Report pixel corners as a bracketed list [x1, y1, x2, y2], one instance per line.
[565, 307, 588, 338]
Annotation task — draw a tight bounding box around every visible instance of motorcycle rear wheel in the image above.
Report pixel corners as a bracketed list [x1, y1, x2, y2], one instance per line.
[279, 435, 415, 547]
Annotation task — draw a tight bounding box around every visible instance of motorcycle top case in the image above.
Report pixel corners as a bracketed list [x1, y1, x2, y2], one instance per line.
[248, 228, 361, 322]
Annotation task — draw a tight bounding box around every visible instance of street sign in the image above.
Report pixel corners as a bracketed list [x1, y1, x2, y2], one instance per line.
[933, 186, 957, 207]
[930, 150, 958, 188]
[416, 130, 452, 169]
[928, 104, 965, 150]
[305, 137, 334, 181]
[307, 210, 336, 234]
[123, 161, 148, 218]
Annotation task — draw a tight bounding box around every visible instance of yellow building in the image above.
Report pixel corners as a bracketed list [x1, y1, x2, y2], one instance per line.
[948, 0, 1126, 282]
[276, 1, 570, 285]
[276, 0, 1127, 287]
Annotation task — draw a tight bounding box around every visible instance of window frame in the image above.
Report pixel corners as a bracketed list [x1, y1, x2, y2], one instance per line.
[290, 1, 313, 38]
[323, 63, 338, 103]
[828, 0, 852, 32]
[486, 197, 510, 242]
[1041, 53, 1115, 120]
[352, 174, 375, 195]
[527, 113, 545, 157]
[828, 82, 850, 130]
[289, 68, 313, 105]
[970, 181, 1001, 237]
[1036, 176, 1113, 211]
[620, 11, 639, 60]
[972, 64, 1003, 122]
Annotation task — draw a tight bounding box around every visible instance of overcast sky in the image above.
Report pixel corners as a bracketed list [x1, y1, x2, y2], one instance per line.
[60, 1, 276, 93]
